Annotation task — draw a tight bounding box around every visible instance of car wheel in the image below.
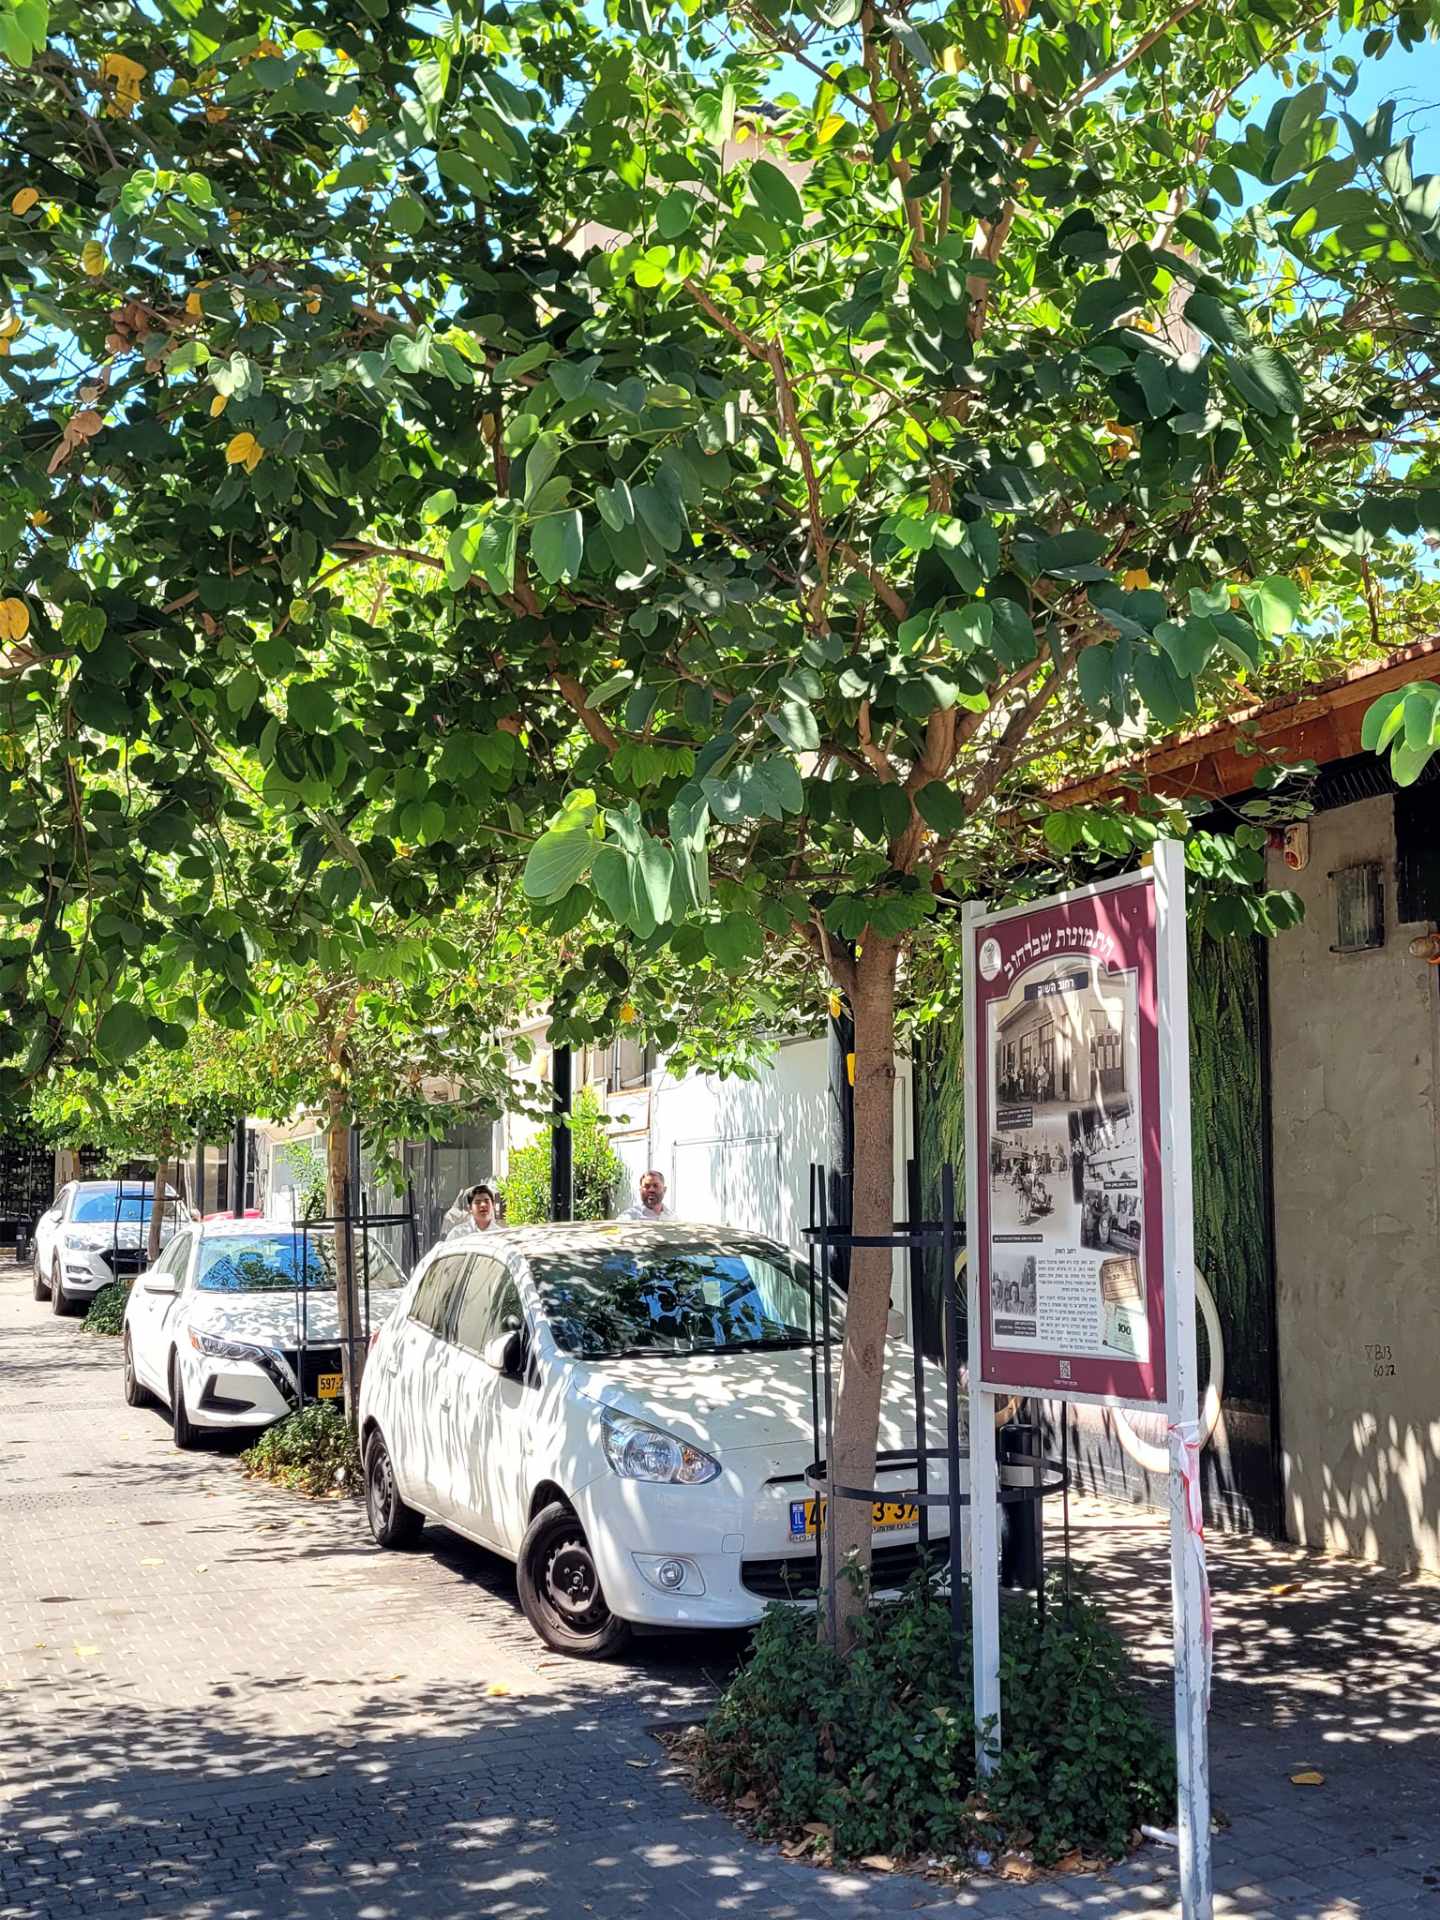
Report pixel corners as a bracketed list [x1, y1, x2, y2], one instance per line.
[122, 1332, 151, 1409]
[364, 1431, 423, 1549]
[517, 1501, 632, 1659]
[50, 1261, 73, 1317]
[170, 1355, 199, 1450]
[32, 1258, 50, 1302]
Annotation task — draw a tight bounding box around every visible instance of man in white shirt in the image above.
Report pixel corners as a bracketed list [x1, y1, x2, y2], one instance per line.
[447, 1184, 498, 1238]
[619, 1170, 673, 1222]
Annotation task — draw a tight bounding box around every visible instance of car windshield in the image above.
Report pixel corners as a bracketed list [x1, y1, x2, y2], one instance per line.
[528, 1240, 834, 1358]
[73, 1192, 182, 1225]
[195, 1231, 406, 1294]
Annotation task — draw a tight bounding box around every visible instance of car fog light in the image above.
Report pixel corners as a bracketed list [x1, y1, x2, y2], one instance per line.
[633, 1553, 705, 1597]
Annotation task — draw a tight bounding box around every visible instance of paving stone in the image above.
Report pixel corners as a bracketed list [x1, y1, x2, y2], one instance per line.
[2, 1257, 1438, 1920]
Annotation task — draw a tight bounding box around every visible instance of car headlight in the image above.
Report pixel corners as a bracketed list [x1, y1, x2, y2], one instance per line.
[62, 1228, 113, 1251]
[189, 1328, 274, 1364]
[601, 1410, 719, 1486]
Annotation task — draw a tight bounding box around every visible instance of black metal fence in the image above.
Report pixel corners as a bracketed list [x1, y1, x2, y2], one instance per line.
[803, 1159, 1068, 1675]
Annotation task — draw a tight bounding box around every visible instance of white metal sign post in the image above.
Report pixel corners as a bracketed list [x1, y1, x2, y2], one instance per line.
[963, 840, 1211, 1920]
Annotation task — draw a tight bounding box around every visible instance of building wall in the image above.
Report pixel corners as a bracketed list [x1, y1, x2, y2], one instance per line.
[1268, 796, 1440, 1575]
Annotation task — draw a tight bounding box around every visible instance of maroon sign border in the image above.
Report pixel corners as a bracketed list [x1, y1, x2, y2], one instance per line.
[971, 872, 1169, 1407]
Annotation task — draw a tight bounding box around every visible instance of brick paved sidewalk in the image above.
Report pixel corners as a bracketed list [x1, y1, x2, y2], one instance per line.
[1, 1257, 1436, 1919]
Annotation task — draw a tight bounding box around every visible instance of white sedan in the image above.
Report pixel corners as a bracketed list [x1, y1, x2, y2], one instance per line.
[33, 1179, 186, 1316]
[359, 1222, 965, 1657]
[123, 1218, 407, 1447]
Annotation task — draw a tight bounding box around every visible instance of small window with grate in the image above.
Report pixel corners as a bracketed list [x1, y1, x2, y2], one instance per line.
[1330, 861, 1385, 953]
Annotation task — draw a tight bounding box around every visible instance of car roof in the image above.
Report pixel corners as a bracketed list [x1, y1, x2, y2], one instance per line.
[75, 1178, 177, 1190]
[444, 1221, 795, 1260]
[196, 1217, 332, 1234]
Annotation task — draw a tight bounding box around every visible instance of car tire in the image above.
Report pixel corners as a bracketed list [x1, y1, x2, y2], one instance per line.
[32, 1258, 50, 1302]
[122, 1332, 151, 1409]
[50, 1261, 73, 1316]
[364, 1431, 423, 1549]
[170, 1355, 199, 1450]
[517, 1501, 632, 1659]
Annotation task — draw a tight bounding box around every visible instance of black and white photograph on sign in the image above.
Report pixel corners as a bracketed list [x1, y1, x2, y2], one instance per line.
[990, 1255, 1037, 1339]
[986, 954, 1148, 1361]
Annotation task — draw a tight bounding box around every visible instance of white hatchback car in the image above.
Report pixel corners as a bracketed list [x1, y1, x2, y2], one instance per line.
[123, 1218, 407, 1447]
[359, 1222, 962, 1656]
[34, 1180, 187, 1316]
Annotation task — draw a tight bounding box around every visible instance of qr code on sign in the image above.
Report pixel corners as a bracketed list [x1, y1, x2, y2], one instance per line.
[1059, 1359, 1072, 1381]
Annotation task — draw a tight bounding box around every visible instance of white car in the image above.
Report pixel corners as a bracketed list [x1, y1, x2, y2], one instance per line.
[122, 1218, 408, 1448]
[358, 1222, 963, 1657]
[33, 1179, 186, 1316]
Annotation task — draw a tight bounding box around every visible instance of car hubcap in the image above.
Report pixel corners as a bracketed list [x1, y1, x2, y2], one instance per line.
[370, 1452, 393, 1527]
[544, 1536, 605, 1630]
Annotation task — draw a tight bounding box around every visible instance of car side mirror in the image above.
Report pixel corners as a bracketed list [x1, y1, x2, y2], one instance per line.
[143, 1273, 178, 1296]
[484, 1329, 526, 1378]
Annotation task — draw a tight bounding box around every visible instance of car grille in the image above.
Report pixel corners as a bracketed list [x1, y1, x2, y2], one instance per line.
[741, 1541, 936, 1603]
[100, 1248, 146, 1277]
[278, 1346, 343, 1402]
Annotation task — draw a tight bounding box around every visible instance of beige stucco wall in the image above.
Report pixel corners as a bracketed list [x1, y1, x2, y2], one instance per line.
[1267, 796, 1440, 1574]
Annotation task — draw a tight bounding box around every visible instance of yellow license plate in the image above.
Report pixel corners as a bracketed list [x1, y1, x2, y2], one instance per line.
[317, 1373, 343, 1399]
[789, 1497, 919, 1540]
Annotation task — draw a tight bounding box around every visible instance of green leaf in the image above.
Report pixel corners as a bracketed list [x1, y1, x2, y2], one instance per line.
[387, 192, 427, 235]
[182, 172, 215, 207]
[96, 1001, 153, 1064]
[764, 701, 820, 753]
[532, 510, 584, 585]
[1182, 291, 1241, 347]
[1240, 575, 1302, 638]
[1077, 644, 1116, 717]
[915, 783, 964, 833]
[1073, 277, 1139, 332]
[1389, 739, 1435, 787]
[1227, 347, 1304, 418]
[523, 822, 598, 902]
[595, 479, 634, 531]
[749, 159, 803, 226]
[1361, 687, 1406, 753]
[704, 912, 764, 967]
[524, 432, 562, 503]
[421, 486, 458, 523]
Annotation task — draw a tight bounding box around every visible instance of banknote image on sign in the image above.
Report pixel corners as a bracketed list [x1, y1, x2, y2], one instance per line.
[987, 953, 1148, 1365]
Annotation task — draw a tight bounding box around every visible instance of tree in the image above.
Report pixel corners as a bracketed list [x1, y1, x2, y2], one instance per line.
[500, 1085, 623, 1223]
[9, 0, 1440, 1640]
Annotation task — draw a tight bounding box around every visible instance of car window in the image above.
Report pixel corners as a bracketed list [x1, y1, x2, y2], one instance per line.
[72, 1190, 185, 1227]
[161, 1232, 193, 1281]
[528, 1240, 835, 1359]
[410, 1254, 472, 1340]
[451, 1258, 524, 1355]
[195, 1230, 405, 1294]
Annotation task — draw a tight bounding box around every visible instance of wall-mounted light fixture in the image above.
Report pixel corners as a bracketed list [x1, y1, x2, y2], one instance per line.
[1330, 861, 1385, 954]
[1407, 931, 1440, 966]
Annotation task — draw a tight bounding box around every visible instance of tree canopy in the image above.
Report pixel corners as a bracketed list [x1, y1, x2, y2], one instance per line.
[9, 0, 1440, 1625]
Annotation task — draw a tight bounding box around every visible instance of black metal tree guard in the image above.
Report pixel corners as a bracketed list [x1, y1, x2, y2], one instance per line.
[803, 1160, 1068, 1677]
[290, 1181, 413, 1413]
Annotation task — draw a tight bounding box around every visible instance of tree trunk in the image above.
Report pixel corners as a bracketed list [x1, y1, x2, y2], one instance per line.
[822, 935, 899, 1652]
[326, 1093, 363, 1428]
[146, 1137, 172, 1265]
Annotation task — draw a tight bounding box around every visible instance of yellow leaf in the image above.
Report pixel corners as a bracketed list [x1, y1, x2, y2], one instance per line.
[484, 1682, 509, 1696]
[348, 105, 369, 134]
[1290, 1770, 1325, 1786]
[0, 597, 31, 642]
[99, 52, 146, 117]
[205, 105, 230, 124]
[185, 291, 204, 317]
[81, 241, 107, 277]
[73, 1644, 100, 1660]
[304, 292, 321, 314]
[29, 510, 50, 528]
[0, 310, 22, 338]
[225, 431, 263, 472]
[939, 45, 966, 73]
[1122, 568, 1151, 590]
[10, 187, 40, 216]
[210, 392, 229, 417]
[619, 1001, 637, 1024]
[140, 1557, 163, 1567]
[817, 114, 847, 143]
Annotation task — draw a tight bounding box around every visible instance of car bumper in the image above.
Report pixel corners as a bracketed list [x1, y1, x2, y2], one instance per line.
[572, 1458, 967, 1631]
[175, 1347, 342, 1431]
[57, 1252, 136, 1296]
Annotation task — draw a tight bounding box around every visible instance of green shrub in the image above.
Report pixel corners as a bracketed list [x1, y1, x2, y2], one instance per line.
[241, 1404, 362, 1498]
[82, 1280, 130, 1336]
[500, 1085, 623, 1224]
[688, 1572, 1173, 1869]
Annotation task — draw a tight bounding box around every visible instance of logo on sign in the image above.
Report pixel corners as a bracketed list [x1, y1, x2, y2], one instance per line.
[979, 937, 1001, 981]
